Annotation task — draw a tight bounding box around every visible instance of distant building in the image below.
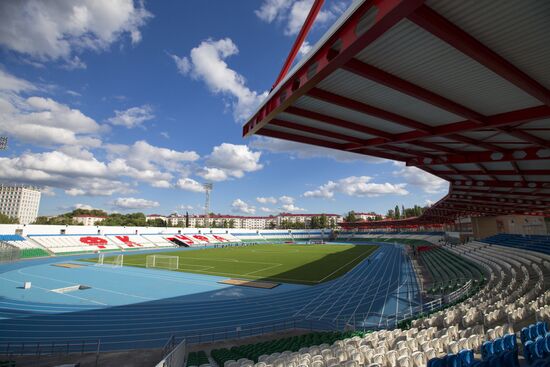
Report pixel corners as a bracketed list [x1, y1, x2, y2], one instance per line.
[143, 212, 341, 229]
[73, 215, 107, 226]
[355, 212, 385, 221]
[145, 214, 168, 223]
[0, 185, 41, 224]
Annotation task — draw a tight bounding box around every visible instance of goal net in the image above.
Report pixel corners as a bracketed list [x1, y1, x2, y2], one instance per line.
[146, 255, 179, 270]
[95, 253, 123, 267]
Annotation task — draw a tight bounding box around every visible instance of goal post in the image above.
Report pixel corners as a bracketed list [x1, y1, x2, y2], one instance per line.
[113, 254, 123, 267]
[95, 253, 104, 266]
[146, 255, 179, 270]
[95, 253, 123, 267]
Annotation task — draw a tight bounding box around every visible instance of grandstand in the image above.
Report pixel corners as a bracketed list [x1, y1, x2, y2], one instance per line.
[482, 234, 550, 255]
[0, 235, 49, 258]
[1, 0, 550, 366]
[417, 247, 483, 294]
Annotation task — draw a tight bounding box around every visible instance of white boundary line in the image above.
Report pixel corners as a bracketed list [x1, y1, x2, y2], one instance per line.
[16, 269, 154, 302]
[0, 275, 107, 306]
[317, 249, 374, 283]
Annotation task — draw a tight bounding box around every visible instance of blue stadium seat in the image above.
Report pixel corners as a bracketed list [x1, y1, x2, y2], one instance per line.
[525, 339, 545, 364]
[486, 355, 501, 367]
[427, 357, 445, 367]
[482, 341, 495, 360]
[503, 334, 517, 351]
[458, 349, 474, 366]
[537, 321, 549, 337]
[446, 354, 460, 367]
[500, 350, 519, 367]
[531, 324, 541, 338]
[493, 337, 504, 354]
[544, 334, 550, 355]
[522, 326, 533, 345]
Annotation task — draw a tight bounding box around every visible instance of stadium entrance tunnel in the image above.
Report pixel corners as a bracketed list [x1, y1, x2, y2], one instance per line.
[166, 237, 190, 247]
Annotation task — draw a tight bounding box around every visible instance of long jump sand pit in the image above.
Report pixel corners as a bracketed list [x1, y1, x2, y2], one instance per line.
[218, 279, 280, 289]
[52, 263, 83, 268]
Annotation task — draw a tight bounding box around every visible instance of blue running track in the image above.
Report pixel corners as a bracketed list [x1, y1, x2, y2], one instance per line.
[0, 243, 420, 351]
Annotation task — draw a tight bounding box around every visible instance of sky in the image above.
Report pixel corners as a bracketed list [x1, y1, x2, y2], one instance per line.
[0, 0, 448, 217]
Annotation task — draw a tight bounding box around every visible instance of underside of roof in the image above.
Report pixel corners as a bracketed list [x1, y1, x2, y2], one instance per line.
[243, 0, 550, 226]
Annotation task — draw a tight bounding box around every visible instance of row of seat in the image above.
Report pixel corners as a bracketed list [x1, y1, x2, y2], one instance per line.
[418, 248, 483, 294]
[209, 331, 362, 367]
[0, 235, 51, 258]
[523, 322, 550, 365]
[482, 234, 550, 255]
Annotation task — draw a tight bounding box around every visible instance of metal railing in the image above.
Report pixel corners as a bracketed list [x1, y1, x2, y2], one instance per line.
[156, 337, 187, 367]
[0, 339, 101, 366]
[331, 279, 474, 331]
[0, 241, 20, 263]
[169, 318, 332, 345]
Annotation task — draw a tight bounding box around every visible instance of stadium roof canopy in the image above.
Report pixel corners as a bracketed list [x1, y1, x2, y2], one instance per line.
[243, 0, 550, 227]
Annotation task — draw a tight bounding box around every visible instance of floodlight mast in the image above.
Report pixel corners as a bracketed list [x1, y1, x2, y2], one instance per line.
[203, 182, 213, 224]
[0, 137, 7, 151]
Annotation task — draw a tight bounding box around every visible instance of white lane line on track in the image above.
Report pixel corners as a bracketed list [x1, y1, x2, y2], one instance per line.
[317, 249, 376, 283]
[319, 249, 385, 320]
[378, 246, 400, 327]
[0, 275, 106, 306]
[305, 248, 386, 319]
[82, 263, 225, 287]
[395, 247, 402, 322]
[330, 249, 391, 321]
[293, 247, 382, 318]
[16, 269, 155, 302]
[343, 248, 393, 322]
[357, 246, 395, 326]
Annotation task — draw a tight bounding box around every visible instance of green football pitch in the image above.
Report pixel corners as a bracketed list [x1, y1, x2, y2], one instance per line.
[84, 244, 378, 284]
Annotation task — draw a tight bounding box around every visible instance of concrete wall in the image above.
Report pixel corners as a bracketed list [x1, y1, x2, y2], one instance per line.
[471, 215, 547, 239]
[471, 217, 499, 239]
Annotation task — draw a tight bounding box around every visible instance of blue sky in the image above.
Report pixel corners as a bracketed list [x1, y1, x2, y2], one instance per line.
[0, 0, 447, 217]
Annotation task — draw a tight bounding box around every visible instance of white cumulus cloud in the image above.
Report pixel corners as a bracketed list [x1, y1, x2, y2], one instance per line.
[0, 73, 103, 148]
[0, 0, 152, 64]
[170, 38, 268, 122]
[255, 0, 349, 36]
[202, 143, 263, 180]
[257, 196, 277, 204]
[304, 176, 409, 199]
[392, 163, 449, 194]
[281, 203, 306, 212]
[0, 150, 135, 196]
[107, 105, 155, 128]
[176, 178, 206, 193]
[113, 197, 160, 210]
[231, 199, 256, 214]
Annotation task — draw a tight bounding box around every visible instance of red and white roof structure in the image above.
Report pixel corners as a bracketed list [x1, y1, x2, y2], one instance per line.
[243, 0, 550, 226]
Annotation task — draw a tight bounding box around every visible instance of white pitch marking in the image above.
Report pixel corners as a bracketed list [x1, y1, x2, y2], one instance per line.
[243, 263, 283, 276]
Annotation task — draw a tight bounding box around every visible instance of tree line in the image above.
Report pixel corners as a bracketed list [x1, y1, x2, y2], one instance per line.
[343, 205, 426, 223]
